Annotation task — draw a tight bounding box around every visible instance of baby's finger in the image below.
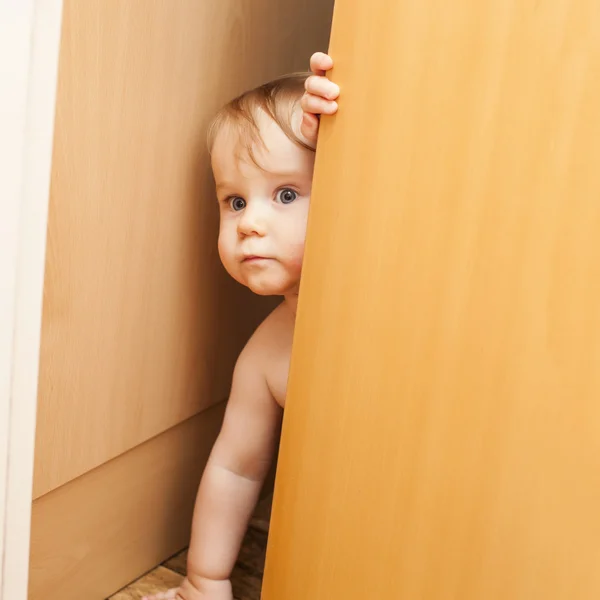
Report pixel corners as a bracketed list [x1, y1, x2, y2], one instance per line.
[300, 113, 320, 146]
[301, 93, 338, 116]
[309, 52, 333, 75]
[305, 75, 340, 101]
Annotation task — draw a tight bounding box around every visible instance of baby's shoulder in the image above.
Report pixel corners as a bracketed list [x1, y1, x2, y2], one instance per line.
[231, 303, 293, 408]
[243, 302, 294, 406]
[246, 301, 295, 359]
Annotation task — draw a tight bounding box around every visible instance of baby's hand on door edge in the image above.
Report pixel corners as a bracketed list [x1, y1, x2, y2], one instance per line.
[300, 52, 339, 146]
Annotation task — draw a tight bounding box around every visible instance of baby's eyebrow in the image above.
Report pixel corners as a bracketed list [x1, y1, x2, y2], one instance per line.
[264, 168, 302, 177]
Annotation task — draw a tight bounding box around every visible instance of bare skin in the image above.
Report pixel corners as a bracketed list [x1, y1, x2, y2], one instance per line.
[143, 52, 339, 600]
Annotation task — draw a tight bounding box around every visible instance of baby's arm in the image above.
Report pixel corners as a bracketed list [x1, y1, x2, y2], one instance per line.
[300, 52, 340, 145]
[143, 337, 282, 600]
[185, 338, 282, 594]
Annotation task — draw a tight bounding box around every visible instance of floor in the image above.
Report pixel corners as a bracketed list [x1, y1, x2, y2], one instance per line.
[108, 495, 272, 600]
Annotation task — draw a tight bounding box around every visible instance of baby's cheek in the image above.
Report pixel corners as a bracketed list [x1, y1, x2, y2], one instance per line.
[284, 241, 306, 275]
[217, 225, 235, 259]
[217, 232, 241, 281]
[287, 217, 308, 270]
[217, 236, 229, 267]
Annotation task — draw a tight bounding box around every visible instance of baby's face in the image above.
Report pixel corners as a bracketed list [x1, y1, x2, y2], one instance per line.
[211, 109, 315, 297]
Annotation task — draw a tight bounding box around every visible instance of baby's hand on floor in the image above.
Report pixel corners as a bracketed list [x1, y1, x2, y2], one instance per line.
[300, 52, 339, 145]
[141, 577, 233, 600]
[142, 588, 178, 600]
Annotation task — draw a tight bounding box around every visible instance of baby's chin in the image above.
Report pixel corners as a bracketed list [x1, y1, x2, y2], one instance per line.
[240, 272, 300, 297]
[222, 259, 302, 297]
[245, 279, 298, 297]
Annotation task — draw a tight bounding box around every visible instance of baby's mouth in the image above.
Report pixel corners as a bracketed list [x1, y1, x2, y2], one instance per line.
[242, 255, 271, 263]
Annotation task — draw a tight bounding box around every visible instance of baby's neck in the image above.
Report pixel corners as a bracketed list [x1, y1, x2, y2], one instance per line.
[283, 292, 299, 317]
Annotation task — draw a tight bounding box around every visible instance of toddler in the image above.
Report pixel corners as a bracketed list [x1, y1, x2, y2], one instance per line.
[145, 51, 339, 600]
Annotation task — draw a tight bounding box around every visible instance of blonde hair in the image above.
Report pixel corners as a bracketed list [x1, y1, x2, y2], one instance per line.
[207, 72, 314, 165]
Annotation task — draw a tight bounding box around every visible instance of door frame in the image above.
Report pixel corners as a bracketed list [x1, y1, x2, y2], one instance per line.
[0, 1, 63, 598]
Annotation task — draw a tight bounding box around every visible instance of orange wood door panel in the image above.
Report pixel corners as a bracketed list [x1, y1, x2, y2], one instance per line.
[263, 1, 600, 598]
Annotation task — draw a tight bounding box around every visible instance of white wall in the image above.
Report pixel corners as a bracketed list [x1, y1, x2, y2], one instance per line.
[0, 0, 63, 598]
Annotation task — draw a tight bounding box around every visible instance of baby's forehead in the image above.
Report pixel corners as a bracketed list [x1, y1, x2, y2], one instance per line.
[213, 115, 306, 164]
[212, 140, 314, 195]
[216, 105, 300, 142]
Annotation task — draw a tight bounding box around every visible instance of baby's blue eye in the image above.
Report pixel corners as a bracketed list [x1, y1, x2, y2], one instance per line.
[230, 197, 246, 211]
[277, 189, 298, 204]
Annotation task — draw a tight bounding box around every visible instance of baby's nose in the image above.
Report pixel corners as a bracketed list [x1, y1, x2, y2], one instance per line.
[237, 206, 267, 236]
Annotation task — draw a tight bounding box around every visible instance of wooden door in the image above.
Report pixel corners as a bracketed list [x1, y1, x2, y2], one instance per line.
[263, 1, 600, 598]
[29, 2, 334, 598]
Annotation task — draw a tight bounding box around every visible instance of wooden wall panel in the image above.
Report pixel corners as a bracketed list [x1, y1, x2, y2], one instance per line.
[29, 404, 224, 600]
[34, 0, 334, 498]
[263, 1, 600, 599]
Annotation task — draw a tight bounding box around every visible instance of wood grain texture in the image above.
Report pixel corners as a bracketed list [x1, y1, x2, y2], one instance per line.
[263, 1, 600, 599]
[34, 0, 334, 498]
[29, 403, 224, 600]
